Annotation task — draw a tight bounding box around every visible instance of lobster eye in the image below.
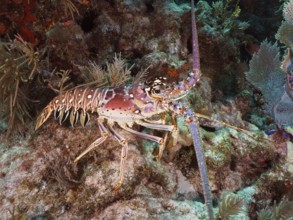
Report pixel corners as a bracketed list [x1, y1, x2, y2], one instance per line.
[154, 89, 161, 94]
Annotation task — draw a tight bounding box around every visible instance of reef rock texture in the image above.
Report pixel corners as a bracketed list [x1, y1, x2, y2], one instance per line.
[0, 123, 209, 219]
[0, 0, 293, 219]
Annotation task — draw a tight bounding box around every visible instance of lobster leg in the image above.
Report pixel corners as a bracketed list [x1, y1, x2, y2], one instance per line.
[74, 120, 109, 163]
[136, 120, 174, 132]
[121, 125, 163, 144]
[120, 125, 167, 158]
[169, 113, 179, 149]
[108, 125, 129, 190]
[143, 114, 179, 149]
[135, 120, 176, 160]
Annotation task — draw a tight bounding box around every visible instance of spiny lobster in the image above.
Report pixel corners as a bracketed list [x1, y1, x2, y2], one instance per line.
[36, 1, 215, 219]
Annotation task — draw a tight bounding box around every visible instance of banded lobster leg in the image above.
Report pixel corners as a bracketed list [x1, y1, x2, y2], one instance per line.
[73, 120, 129, 190]
[110, 121, 176, 187]
[135, 120, 177, 160]
[121, 123, 177, 159]
[107, 125, 129, 190]
[74, 119, 109, 163]
[73, 119, 175, 190]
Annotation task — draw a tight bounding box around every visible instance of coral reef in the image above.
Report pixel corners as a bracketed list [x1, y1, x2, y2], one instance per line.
[0, 0, 292, 219]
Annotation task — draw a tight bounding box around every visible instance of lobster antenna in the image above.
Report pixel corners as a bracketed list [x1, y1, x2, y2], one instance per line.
[190, 1, 214, 219]
[194, 112, 272, 143]
[190, 121, 214, 219]
[191, 0, 200, 73]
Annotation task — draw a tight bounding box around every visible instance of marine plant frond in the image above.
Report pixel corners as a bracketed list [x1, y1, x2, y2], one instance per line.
[245, 40, 285, 116]
[132, 65, 150, 85]
[164, 1, 190, 14]
[13, 34, 40, 80]
[5, 89, 33, 136]
[257, 209, 273, 220]
[77, 55, 132, 88]
[76, 61, 107, 88]
[54, 0, 79, 20]
[106, 54, 132, 86]
[195, 0, 249, 59]
[257, 199, 293, 220]
[277, 0, 293, 48]
[56, 69, 72, 93]
[0, 36, 42, 135]
[213, 0, 241, 19]
[217, 193, 245, 219]
[237, 185, 257, 204]
[44, 69, 74, 94]
[246, 40, 281, 88]
[272, 199, 293, 219]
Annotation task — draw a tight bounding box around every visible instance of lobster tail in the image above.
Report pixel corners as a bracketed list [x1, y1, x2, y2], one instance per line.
[35, 105, 54, 130]
[80, 111, 90, 127]
[35, 88, 99, 130]
[69, 110, 79, 127]
[56, 108, 70, 125]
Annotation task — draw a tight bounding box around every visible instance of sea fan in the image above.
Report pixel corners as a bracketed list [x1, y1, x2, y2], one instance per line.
[276, 0, 293, 48]
[245, 40, 285, 117]
[276, 21, 293, 48]
[283, 0, 293, 24]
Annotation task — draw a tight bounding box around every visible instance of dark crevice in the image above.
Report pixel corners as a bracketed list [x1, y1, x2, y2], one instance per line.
[80, 10, 98, 33]
[145, 0, 154, 13]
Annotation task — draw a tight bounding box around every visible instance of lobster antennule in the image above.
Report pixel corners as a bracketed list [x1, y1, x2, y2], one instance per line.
[35, 105, 54, 130]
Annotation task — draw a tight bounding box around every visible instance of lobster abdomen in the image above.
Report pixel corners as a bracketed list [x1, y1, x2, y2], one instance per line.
[35, 87, 105, 130]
